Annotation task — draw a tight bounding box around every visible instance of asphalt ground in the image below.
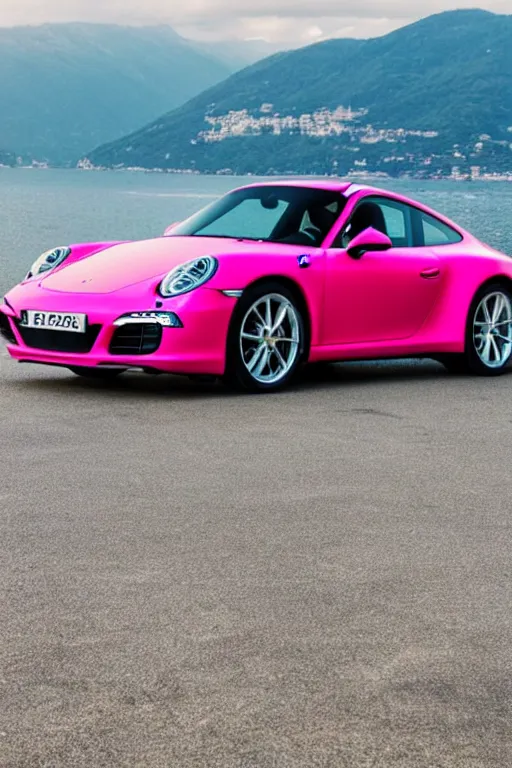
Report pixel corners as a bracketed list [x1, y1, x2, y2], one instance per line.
[1, 353, 511, 768]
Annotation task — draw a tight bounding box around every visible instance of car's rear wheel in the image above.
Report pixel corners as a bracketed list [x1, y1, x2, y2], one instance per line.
[439, 283, 512, 376]
[224, 282, 307, 392]
[69, 366, 125, 380]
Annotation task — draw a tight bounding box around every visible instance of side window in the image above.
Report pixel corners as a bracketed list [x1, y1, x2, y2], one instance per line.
[420, 212, 462, 246]
[336, 196, 413, 249]
[378, 202, 409, 247]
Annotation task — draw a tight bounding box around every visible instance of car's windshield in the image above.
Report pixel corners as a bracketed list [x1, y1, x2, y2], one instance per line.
[169, 186, 345, 247]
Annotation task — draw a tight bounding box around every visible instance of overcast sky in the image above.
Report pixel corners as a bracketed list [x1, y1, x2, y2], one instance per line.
[0, 0, 510, 43]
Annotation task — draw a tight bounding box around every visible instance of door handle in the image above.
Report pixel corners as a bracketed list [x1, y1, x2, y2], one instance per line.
[420, 267, 440, 279]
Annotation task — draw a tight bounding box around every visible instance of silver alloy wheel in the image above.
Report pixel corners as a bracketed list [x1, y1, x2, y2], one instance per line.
[473, 290, 512, 368]
[240, 293, 301, 384]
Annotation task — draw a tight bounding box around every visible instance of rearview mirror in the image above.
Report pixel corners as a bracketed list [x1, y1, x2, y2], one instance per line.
[347, 227, 392, 259]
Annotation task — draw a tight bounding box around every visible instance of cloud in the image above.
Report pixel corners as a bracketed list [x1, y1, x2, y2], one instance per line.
[0, 0, 510, 42]
[302, 25, 324, 40]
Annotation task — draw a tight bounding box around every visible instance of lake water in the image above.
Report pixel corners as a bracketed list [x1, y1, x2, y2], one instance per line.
[1, 168, 512, 296]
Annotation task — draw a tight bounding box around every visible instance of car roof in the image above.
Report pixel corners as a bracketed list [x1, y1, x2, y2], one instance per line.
[233, 179, 354, 194]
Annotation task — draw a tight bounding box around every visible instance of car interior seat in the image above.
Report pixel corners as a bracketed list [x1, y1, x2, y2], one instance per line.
[306, 204, 339, 243]
[343, 202, 388, 247]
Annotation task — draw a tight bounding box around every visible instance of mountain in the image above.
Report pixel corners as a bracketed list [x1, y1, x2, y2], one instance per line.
[87, 10, 512, 179]
[0, 23, 235, 164]
[190, 39, 286, 70]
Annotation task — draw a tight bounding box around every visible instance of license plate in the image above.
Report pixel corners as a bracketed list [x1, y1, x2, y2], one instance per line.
[20, 310, 87, 333]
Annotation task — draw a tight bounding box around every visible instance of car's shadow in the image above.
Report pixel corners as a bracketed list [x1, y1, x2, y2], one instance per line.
[14, 357, 496, 401]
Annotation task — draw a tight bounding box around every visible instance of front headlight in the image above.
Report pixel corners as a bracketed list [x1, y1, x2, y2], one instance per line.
[26, 247, 71, 279]
[158, 256, 218, 297]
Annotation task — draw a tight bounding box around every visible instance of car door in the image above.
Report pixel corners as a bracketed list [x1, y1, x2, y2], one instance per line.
[323, 195, 443, 345]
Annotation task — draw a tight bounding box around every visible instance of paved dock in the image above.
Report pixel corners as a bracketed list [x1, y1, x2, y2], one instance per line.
[1, 356, 511, 767]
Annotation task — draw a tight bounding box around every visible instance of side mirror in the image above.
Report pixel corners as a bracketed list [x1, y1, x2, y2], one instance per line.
[347, 227, 392, 259]
[164, 222, 180, 236]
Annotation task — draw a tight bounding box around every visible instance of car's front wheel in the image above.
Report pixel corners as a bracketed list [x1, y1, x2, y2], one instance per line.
[439, 283, 512, 376]
[224, 282, 307, 392]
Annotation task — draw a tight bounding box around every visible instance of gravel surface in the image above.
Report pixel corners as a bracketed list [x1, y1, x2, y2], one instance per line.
[1, 354, 511, 768]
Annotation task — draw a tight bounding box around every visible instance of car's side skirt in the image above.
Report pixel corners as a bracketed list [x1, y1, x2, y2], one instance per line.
[309, 337, 464, 363]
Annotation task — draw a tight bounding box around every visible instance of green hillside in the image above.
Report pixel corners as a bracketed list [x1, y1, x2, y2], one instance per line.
[88, 10, 512, 178]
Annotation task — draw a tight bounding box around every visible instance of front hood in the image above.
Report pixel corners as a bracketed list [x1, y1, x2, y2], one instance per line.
[40, 236, 290, 294]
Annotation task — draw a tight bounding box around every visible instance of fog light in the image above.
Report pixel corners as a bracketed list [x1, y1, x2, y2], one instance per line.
[114, 311, 182, 328]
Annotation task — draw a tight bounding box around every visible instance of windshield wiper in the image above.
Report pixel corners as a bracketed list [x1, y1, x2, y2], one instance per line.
[188, 234, 268, 243]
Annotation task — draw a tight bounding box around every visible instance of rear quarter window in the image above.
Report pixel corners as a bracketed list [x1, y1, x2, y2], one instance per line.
[421, 212, 462, 246]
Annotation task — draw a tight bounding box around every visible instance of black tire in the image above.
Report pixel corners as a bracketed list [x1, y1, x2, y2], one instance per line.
[224, 281, 308, 393]
[439, 282, 512, 376]
[69, 367, 125, 380]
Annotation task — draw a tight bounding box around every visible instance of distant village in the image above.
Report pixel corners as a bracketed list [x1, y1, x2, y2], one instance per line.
[192, 103, 512, 182]
[197, 104, 438, 144]
[8, 101, 512, 182]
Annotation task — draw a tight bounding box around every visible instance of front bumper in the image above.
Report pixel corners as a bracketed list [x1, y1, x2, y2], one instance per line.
[0, 288, 235, 376]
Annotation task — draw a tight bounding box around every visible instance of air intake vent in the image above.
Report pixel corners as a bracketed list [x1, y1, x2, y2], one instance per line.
[15, 323, 101, 353]
[109, 323, 162, 355]
[0, 312, 16, 344]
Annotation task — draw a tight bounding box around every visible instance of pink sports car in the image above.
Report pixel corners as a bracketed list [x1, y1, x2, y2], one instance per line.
[2, 180, 512, 392]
